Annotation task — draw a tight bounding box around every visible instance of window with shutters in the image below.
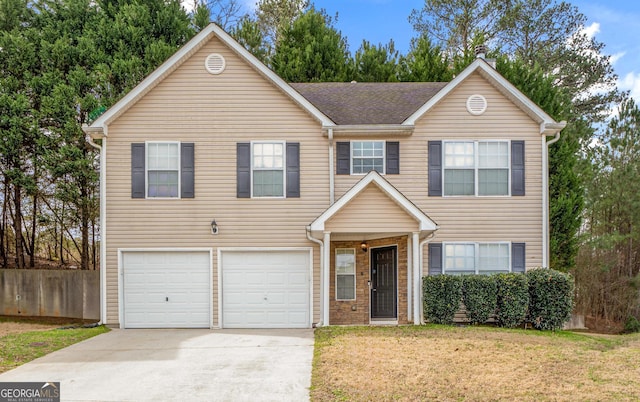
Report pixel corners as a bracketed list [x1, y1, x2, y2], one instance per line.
[336, 141, 399, 175]
[443, 242, 511, 275]
[352, 141, 384, 174]
[443, 140, 510, 196]
[252, 141, 285, 197]
[147, 142, 180, 198]
[336, 248, 356, 300]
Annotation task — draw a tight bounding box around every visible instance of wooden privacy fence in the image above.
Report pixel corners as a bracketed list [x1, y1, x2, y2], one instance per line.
[0, 269, 99, 320]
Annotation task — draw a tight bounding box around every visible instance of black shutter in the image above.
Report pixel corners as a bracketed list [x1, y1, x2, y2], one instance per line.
[131, 143, 145, 199]
[511, 140, 525, 196]
[286, 142, 300, 198]
[512, 243, 526, 273]
[428, 243, 443, 276]
[336, 142, 350, 174]
[237, 143, 251, 198]
[386, 141, 400, 174]
[181, 143, 195, 198]
[428, 141, 442, 196]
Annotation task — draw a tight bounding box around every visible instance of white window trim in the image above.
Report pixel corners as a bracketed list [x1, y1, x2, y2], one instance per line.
[350, 140, 386, 175]
[250, 140, 286, 199]
[442, 242, 512, 274]
[442, 139, 511, 197]
[145, 141, 181, 199]
[335, 248, 356, 301]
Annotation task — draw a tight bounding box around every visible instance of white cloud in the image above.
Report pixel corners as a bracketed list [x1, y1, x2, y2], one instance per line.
[582, 22, 601, 39]
[619, 72, 640, 103]
[610, 51, 625, 65]
[181, 0, 197, 13]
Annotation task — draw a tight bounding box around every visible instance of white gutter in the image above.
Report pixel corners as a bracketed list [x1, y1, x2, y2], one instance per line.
[328, 128, 335, 205]
[306, 227, 324, 327]
[86, 132, 107, 325]
[542, 131, 562, 268]
[418, 232, 436, 324]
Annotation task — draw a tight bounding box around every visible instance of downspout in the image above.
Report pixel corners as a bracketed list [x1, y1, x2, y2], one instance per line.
[328, 128, 335, 205]
[543, 132, 561, 268]
[306, 227, 324, 327]
[86, 133, 106, 325]
[418, 232, 436, 324]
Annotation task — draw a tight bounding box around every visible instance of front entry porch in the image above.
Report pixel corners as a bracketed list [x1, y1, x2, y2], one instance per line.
[308, 171, 439, 326]
[330, 237, 408, 325]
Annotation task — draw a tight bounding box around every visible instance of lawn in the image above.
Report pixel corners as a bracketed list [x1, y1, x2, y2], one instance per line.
[0, 317, 109, 374]
[311, 325, 640, 401]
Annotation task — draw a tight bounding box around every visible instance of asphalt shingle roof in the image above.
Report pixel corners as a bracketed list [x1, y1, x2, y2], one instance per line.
[290, 82, 448, 125]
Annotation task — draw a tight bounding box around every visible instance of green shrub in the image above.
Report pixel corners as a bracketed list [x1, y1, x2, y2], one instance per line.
[423, 275, 463, 325]
[495, 273, 529, 328]
[526, 268, 574, 331]
[623, 316, 640, 333]
[462, 275, 497, 324]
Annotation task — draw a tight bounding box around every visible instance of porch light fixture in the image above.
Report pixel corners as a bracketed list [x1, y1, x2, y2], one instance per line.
[211, 219, 219, 235]
[360, 241, 368, 253]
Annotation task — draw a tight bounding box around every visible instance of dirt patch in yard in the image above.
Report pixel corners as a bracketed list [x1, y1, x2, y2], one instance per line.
[0, 316, 93, 337]
[311, 325, 640, 401]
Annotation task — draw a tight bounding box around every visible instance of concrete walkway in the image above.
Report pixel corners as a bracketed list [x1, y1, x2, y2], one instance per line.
[0, 328, 314, 401]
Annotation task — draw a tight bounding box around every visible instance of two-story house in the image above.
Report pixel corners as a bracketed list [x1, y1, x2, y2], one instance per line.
[84, 24, 565, 329]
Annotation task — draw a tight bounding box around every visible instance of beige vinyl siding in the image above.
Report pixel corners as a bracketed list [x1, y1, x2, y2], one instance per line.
[104, 36, 328, 326]
[325, 185, 418, 232]
[334, 72, 544, 270]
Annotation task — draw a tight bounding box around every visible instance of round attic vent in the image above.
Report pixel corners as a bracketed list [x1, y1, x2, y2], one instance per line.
[466, 94, 487, 115]
[205, 53, 226, 75]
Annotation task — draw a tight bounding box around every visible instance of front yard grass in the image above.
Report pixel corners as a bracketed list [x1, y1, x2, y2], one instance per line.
[311, 325, 640, 401]
[0, 318, 109, 374]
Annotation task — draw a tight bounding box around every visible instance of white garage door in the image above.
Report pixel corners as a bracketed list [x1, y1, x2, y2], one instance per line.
[122, 251, 211, 328]
[221, 250, 310, 328]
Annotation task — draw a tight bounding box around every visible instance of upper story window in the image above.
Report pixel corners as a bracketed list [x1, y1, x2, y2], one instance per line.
[444, 242, 510, 275]
[443, 140, 510, 196]
[352, 141, 384, 174]
[236, 142, 300, 199]
[336, 141, 399, 175]
[147, 142, 180, 198]
[131, 142, 194, 199]
[252, 142, 284, 197]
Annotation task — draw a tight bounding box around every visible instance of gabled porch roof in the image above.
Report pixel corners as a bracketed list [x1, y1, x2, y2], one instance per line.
[308, 171, 438, 238]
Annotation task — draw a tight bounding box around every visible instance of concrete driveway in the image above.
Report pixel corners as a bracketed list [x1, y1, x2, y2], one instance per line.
[0, 328, 314, 401]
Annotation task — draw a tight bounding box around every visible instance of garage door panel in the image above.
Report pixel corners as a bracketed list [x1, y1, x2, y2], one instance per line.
[221, 250, 310, 328]
[123, 251, 210, 328]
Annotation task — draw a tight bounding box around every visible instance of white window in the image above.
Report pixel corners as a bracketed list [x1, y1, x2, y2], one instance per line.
[252, 142, 284, 197]
[443, 141, 509, 196]
[444, 243, 511, 275]
[147, 142, 180, 198]
[352, 141, 384, 174]
[336, 248, 356, 300]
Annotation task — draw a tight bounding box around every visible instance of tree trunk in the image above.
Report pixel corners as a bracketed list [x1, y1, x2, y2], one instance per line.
[80, 179, 90, 270]
[0, 178, 8, 267]
[28, 192, 37, 268]
[14, 185, 25, 269]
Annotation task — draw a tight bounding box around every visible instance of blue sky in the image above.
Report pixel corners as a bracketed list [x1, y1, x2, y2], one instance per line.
[233, 0, 640, 102]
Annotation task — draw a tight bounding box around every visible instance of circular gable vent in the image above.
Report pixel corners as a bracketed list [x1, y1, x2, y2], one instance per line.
[205, 53, 226, 75]
[466, 94, 487, 115]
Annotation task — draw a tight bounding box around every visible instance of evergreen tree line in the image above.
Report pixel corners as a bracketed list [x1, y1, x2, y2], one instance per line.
[1, 0, 637, 324]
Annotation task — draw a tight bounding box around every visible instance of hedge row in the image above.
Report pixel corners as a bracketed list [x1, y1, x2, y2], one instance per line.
[422, 268, 574, 330]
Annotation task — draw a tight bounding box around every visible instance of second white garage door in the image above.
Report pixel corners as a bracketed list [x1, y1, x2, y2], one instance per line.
[221, 250, 311, 328]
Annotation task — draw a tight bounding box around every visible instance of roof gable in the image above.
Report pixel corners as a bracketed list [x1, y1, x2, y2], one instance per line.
[87, 24, 334, 134]
[403, 59, 565, 134]
[309, 171, 437, 234]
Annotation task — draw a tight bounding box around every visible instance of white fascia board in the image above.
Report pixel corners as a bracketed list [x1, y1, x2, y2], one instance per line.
[90, 24, 335, 133]
[403, 59, 560, 130]
[309, 171, 437, 232]
[327, 124, 414, 136]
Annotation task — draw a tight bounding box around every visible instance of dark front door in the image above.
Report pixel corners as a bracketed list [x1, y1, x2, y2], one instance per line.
[370, 246, 397, 319]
